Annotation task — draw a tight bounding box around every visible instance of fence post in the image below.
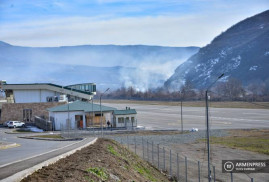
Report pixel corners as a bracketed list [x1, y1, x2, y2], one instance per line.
[142, 137, 145, 159]
[147, 140, 149, 161]
[231, 172, 233, 182]
[163, 147, 166, 170]
[198, 161, 200, 182]
[134, 136, 137, 154]
[127, 135, 129, 149]
[157, 144, 160, 169]
[185, 156, 188, 182]
[152, 141, 154, 164]
[169, 149, 172, 176]
[213, 166, 216, 182]
[177, 153, 179, 181]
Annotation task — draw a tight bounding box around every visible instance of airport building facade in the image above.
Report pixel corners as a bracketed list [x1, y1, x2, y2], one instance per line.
[0, 81, 137, 130]
[0, 82, 96, 123]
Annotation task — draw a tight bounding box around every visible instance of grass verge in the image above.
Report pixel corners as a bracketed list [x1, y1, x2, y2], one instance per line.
[209, 136, 269, 155]
[202, 129, 269, 155]
[134, 164, 157, 182]
[85, 167, 108, 181]
[33, 134, 63, 139]
[21, 138, 170, 182]
[103, 99, 269, 109]
[107, 144, 120, 156]
[15, 129, 33, 133]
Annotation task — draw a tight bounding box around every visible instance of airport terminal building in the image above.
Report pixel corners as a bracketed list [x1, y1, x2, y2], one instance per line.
[0, 82, 96, 123]
[0, 81, 137, 130]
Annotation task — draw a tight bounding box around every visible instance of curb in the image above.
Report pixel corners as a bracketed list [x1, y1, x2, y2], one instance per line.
[1, 138, 98, 182]
[5, 132, 38, 134]
[18, 136, 83, 141]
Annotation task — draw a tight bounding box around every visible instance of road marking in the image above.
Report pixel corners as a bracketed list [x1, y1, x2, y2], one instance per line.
[0, 138, 87, 168]
[242, 113, 269, 116]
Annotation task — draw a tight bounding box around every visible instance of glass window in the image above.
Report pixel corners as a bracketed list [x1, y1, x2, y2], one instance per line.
[118, 117, 124, 123]
[93, 85, 96, 92]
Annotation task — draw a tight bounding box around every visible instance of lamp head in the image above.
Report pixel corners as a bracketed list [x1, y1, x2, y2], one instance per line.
[218, 73, 224, 79]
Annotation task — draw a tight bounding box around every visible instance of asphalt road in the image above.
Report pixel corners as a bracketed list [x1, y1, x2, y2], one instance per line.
[103, 102, 269, 130]
[0, 128, 95, 180]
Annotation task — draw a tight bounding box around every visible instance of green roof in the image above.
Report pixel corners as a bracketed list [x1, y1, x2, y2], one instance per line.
[114, 109, 137, 115]
[4, 83, 95, 95]
[48, 101, 116, 112]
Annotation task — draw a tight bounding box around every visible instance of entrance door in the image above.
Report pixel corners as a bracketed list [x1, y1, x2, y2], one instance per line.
[23, 109, 32, 122]
[75, 115, 83, 129]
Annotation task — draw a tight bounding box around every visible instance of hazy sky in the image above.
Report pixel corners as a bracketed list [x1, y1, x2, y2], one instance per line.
[0, 0, 268, 47]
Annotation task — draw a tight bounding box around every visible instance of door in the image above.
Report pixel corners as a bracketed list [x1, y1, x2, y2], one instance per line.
[23, 109, 32, 122]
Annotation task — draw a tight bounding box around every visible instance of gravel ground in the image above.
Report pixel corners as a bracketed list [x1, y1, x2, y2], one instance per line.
[104, 129, 269, 182]
[109, 129, 229, 147]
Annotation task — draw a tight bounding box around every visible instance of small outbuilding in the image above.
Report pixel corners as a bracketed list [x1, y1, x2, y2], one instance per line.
[47, 101, 138, 130]
[113, 108, 137, 129]
[48, 101, 116, 130]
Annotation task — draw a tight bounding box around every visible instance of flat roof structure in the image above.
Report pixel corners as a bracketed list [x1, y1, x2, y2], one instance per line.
[114, 109, 137, 115]
[1, 83, 96, 101]
[48, 100, 116, 112]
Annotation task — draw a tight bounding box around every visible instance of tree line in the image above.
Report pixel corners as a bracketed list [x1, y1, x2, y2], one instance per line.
[98, 77, 269, 102]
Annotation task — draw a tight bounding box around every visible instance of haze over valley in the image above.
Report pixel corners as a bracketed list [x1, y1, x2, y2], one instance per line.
[0, 42, 198, 91]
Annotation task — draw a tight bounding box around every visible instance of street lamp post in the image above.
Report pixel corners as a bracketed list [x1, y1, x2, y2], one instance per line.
[67, 99, 70, 138]
[92, 97, 94, 130]
[180, 91, 183, 133]
[100, 88, 110, 137]
[206, 73, 224, 182]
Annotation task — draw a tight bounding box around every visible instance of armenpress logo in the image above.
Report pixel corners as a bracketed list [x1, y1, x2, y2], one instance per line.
[224, 161, 234, 172]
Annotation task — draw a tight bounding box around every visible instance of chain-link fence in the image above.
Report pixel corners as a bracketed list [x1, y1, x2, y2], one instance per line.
[101, 134, 256, 182]
[51, 128, 260, 182]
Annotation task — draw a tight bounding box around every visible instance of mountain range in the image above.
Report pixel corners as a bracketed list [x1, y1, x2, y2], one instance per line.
[2, 10, 268, 92]
[165, 10, 269, 90]
[0, 41, 199, 91]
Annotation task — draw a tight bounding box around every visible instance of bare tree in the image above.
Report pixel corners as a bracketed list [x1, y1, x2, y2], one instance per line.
[223, 78, 245, 100]
[180, 79, 196, 100]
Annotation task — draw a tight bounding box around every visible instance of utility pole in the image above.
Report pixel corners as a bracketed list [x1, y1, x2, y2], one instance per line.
[68, 100, 70, 138]
[180, 91, 183, 133]
[205, 89, 211, 182]
[100, 88, 110, 137]
[92, 97, 94, 129]
[206, 73, 224, 182]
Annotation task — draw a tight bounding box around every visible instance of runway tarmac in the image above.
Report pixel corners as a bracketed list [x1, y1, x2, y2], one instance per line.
[103, 102, 269, 130]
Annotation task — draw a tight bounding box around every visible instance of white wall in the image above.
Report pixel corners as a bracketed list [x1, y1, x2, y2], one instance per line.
[50, 111, 85, 130]
[50, 111, 114, 130]
[115, 114, 137, 128]
[14, 89, 59, 103]
[104, 112, 113, 123]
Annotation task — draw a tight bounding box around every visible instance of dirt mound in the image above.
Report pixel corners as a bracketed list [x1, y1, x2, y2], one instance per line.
[21, 138, 170, 182]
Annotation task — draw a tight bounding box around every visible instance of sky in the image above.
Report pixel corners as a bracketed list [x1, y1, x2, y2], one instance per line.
[0, 0, 268, 47]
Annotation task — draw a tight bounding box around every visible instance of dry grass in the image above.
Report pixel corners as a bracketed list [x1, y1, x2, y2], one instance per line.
[33, 134, 63, 139]
[209, 129, 269, 155]
[21, 138, 170, 182]
[103, 99, 269, 109]
[110, 130, 188, 137]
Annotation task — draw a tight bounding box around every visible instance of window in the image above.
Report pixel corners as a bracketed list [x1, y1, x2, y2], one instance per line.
[93, 85, 96, 92]
[125, 117, 129, 122]
[118, 117, 124, 123]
